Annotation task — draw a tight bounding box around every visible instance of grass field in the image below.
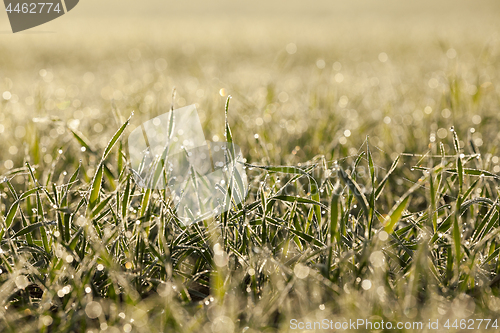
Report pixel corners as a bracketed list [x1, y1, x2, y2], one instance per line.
[1, 1, 500, 332]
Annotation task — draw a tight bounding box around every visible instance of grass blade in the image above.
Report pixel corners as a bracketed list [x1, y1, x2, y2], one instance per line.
[384, 195, 411, 233]
[338, 166, 369, 218]
[102, 115, 131, 161]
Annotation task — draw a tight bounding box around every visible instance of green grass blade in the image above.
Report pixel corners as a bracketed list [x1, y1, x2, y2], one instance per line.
[375, 155, 401, 200]
[12, 222, 45, 238]
[89, 165, 104, 210]
[102, 116, 131, 161]
[338, 166, 369, 218]
[270, 195, 326, 208]
[384, 195, 411, 233]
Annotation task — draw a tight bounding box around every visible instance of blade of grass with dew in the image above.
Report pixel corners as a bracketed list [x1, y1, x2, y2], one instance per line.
[88, 164, 103, 211]
[101, 115, 131, 162]
[270, 195, 326, 207]
[367, 138, 375, 236]
[338, 166, 369, 219]
[384, 195, 411, 233]
[375, 155, 400, 200]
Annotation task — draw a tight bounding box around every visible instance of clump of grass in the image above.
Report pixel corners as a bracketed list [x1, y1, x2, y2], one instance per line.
[1, 100, 500, 332]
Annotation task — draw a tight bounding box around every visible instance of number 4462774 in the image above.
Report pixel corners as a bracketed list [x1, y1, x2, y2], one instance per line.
[444, 319, 498, 330]
[6, 3, 62, 14]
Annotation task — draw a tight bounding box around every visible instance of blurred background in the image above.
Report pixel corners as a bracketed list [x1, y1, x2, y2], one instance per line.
[0, 0, 499, 171]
